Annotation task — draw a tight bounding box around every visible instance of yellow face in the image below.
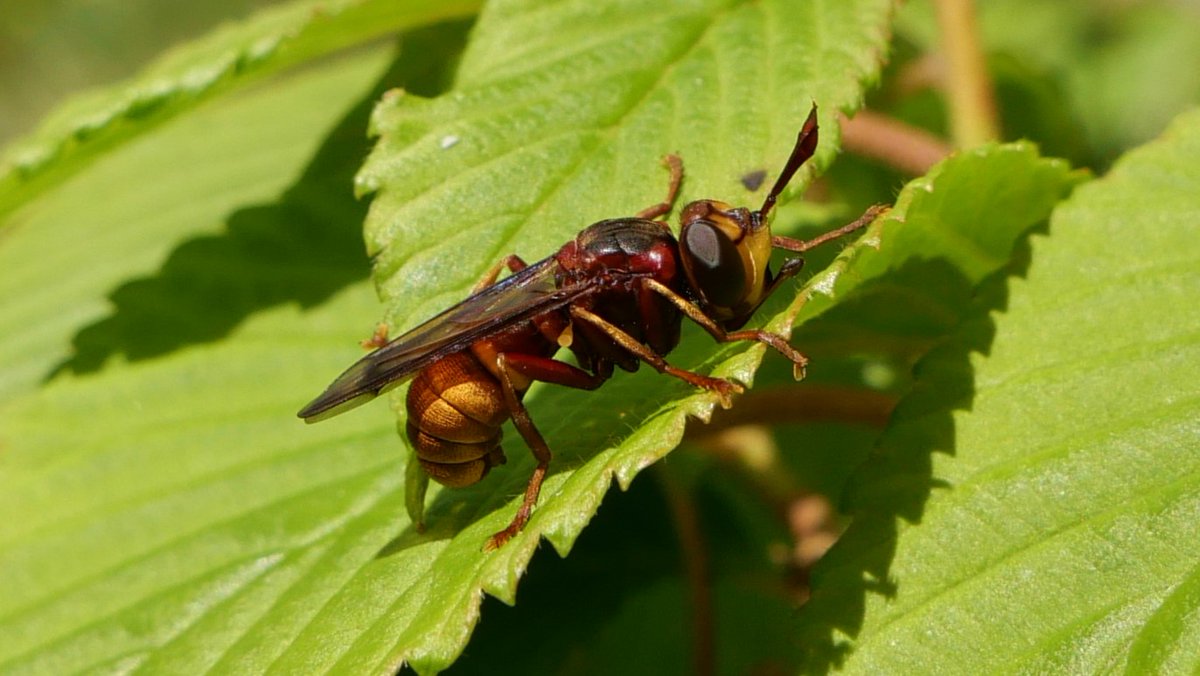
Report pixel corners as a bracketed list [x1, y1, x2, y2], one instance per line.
[677, 199, 775, 324]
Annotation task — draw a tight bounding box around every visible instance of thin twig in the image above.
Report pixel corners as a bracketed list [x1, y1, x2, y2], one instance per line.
[688, 384, 898, 437]
[840, 110, 953, 175]
[655, 466, 714, 676]
[934, 0, 999, 146]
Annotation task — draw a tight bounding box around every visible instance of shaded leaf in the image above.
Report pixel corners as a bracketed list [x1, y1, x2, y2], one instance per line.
[0, 38, 426, 675]
[797, 108, 1200, 672]
[0, 0, 481, 220]
[0, 47, 396, 402]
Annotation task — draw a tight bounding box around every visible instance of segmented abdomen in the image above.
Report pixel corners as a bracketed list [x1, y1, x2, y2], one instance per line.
[405, 352, 508, 487]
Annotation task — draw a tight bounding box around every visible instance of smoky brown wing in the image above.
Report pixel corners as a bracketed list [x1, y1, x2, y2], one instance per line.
[298, 257, 582, 422]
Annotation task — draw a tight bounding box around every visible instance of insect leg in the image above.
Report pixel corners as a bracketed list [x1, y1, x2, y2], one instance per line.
[483, 353, 559, 551]
[501, 353, 610, 391]
[771, 204, 888, 252]
[360, 322, 391, 349]
[634, 154, 684, 221]
[473, 254, 529, 292]
[643, 278, 810, 380]
[479, 354, 609, 550]
[568, 305, 742, 408]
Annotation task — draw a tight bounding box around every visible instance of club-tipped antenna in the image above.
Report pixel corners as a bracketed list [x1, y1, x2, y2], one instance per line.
[756, 104, 820, 222]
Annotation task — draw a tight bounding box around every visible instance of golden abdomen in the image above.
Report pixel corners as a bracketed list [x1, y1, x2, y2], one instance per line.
[405, 352, 508, 487]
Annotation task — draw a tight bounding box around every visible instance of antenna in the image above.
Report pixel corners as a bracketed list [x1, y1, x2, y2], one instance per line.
[757, 104, 820, 221]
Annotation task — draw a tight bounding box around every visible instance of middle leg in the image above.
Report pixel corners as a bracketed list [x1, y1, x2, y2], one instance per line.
[482, 353, 610, 551]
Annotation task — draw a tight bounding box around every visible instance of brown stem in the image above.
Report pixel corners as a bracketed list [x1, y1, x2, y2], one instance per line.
[840, 110, 953, 175]
[935, 0, 1000, 146]
[688, 384, 898, 437]
[655, 466, 714, 676]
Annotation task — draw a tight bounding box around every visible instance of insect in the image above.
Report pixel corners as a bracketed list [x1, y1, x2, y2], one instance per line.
[298, 105, 886, 550]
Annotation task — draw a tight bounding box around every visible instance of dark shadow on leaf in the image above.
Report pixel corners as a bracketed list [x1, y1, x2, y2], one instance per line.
[796, 234, 1038, 671]
[440, 473, 684, 675]
[413, 446, 813, 674]
[49, 20, 474, 378]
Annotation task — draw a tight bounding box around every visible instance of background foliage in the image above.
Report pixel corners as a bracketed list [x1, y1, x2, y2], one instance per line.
[0, 0, 1196, 674]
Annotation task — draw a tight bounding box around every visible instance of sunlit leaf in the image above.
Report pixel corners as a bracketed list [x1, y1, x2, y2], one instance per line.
[798, 108, 1200, 673]
[0, 0, 481, 220]
[0, 46, 397, 402]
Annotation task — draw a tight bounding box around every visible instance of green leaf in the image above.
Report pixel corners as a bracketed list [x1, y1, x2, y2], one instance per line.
[0, 0, 281, 142]
[0, 45, 401, 402]
[446, 445, 843, 675]
[343, 0, 895, 669]
[0, 14, 485, 676]
[360, 138, 1077, 673]
[797, 109, 1200, 672]
[361, 0, 896, 316]
[0, 1, 1109, 674]
[0, 43, 404, 672]
[0, 0, 481, 221]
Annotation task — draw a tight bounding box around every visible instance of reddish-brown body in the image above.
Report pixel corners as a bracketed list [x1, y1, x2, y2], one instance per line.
[299, 106, 886, 549]
[554, 219, 684, 372]
[404, 218, 686, 488]
[405, 352, 508, 487]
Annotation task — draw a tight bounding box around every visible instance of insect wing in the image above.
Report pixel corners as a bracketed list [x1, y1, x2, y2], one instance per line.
[298, 257, 577, 422]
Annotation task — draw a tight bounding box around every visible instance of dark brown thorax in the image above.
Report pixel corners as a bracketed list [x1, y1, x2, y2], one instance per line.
[554, 218, 684, 371]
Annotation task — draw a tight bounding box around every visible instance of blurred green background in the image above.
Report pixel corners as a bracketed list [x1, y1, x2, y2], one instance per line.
[5, 0, 1198, 168]
[0, 0, 287, 146]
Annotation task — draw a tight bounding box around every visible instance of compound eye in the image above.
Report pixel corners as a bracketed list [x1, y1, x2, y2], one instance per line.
[681, 220, 747, 309]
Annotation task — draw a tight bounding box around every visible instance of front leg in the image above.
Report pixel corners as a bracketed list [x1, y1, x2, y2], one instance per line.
[568, 305, 743, 408]
[642, 278, 809, 379]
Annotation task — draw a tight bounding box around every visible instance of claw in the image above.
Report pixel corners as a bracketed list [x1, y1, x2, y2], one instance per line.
[482, 477, 539, 552]
[710, 378, 743, 409]
[360, 322, 390, 349]
[484, 524, 519, 552]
